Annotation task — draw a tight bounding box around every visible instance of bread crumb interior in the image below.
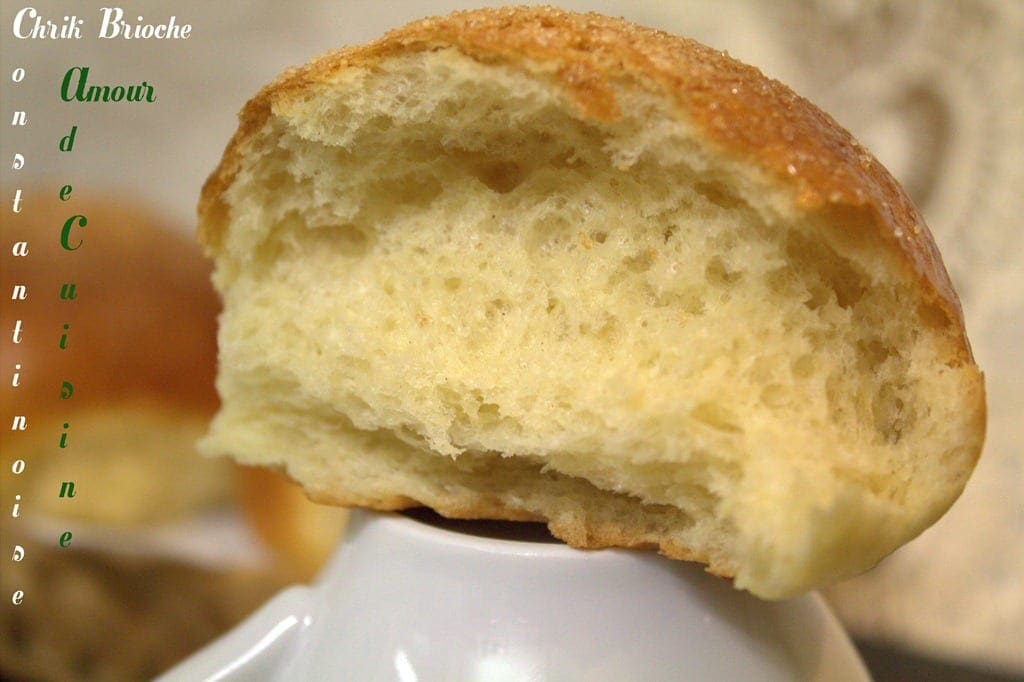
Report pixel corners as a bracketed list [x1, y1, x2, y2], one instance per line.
[203, 50, 977, 597]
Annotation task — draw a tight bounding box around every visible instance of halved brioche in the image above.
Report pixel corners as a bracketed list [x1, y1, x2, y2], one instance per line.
[197, 7, 984, 598]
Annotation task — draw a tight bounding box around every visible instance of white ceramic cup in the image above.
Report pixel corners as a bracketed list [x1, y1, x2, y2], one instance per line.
[158, 509, 869, 681]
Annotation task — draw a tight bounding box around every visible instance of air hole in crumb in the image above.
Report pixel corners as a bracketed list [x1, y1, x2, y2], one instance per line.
[578, 317, 620, 341]
[856, 338, 893, 371]
[705, 256, 742, 287]
[805, 284, 831, 310]
[939, 445, 970, 470]
[791, 354, 815, 379]
[785, 231, 867, 309]
[825, 374, 847, 423]
[872, 383, 916, 443]
[760, 383, 787, 408]
[597, 316, 620, 341]
[648, 284, 704, 314]
[365, 175, 443, 211]
[917, 301, 951, 330]
[396, 425, 425, 447]
[593, 231, 608, 244]
[363, 114, 393, 133]
[832, 274, 866, 308]
[531, 215, 574, 251]
[477, 402, 501, 424]
[680, 292, 706, 315]
[312, 223, 372, 257]
[691, 402, 743, 433]
[694, 181, 742, 209]
[475, 160, 525, 194]
[624, 249, 655, 273]
[485, 298, 511, 319]
[444, 277, 462, 291]
[765, 267, 797, 297]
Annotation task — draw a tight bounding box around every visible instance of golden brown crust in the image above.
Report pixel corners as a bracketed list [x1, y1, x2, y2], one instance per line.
[198, 6, 970, 361]
[307, 482, 738, 578]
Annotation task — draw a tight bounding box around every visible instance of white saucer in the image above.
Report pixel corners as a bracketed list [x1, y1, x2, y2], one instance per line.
[158, 509, 869, 680]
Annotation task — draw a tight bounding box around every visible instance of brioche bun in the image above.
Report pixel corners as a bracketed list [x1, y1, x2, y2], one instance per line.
[1, 189, 231, 523]
[198, 7, 984, 599]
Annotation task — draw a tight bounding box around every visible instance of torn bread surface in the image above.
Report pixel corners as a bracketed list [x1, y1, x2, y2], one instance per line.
[198, 9, 984, 599]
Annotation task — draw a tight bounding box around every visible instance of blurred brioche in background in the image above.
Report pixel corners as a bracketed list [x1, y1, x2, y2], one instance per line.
[0, 188, 343, 681]
[0, 188, 230, 525]
[238, 466, 348, 581]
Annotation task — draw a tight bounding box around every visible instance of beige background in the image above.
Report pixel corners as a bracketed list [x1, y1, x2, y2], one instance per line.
[2, 0, 1020, 675]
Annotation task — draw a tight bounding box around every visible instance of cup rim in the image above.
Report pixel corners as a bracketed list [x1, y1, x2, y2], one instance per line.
[350, 508, 631, 561]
